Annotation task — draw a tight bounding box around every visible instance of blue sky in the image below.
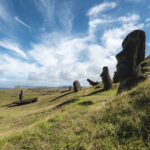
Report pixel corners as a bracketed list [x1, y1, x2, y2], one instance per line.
[0, 0, 150, 88]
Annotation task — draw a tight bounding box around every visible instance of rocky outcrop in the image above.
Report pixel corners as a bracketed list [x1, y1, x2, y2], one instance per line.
[73, 80, 82, 92]
[87, 78, 99, 86]
[113, 30, 146, 93]
[100, 66, 112, 90]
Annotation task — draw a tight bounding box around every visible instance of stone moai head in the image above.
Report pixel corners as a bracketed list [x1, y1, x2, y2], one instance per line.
[113, 30, 145, 83]
[19, 89, 24, 101]
[100, 66, 112, 90]
[73, 80, 82, 92]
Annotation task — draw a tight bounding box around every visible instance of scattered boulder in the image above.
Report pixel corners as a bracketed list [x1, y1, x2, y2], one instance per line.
[19, 89, 24, 102]
[73, 80, 82, 92]
[113, 30, 146, 93]
[69, 86, 73, 91]
[100, 66, 112, 90]
[87, 78, 99, 86]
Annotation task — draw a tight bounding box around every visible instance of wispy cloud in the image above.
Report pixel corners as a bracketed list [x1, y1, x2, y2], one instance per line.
[14, 16, 31, 29]
[34, 0, 73, 32]
[34, 0, 55, 24]
[87, 2, 117, 17]
[0, 40, 28, 59]
[0, 1, 146, 88]
[0, 2, 10, 22]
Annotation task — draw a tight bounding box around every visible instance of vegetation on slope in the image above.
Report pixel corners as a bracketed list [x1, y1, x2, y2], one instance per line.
[0, 78, 150, 149]
[0, 57, 150, 149]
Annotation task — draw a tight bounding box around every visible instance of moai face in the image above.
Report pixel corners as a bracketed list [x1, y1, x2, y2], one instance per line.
[100, 67, 108, 80]
[114, 30, 145, 82]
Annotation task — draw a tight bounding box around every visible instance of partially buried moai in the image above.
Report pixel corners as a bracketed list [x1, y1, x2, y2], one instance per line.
[73, 80, 82, 92]
[100, 66, 112, 90]
[19, 89, 24, 102]
[87, 78, 99, 86]
[113, 30, 146, 93]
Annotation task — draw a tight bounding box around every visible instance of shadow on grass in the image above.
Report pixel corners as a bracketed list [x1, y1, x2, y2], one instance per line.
[50, 91, 74, 102]
[79, 100, 94, 106]
[1, 98, 38, 108]
[55, 98, 78, 108]
[1, 103, 19, 108]
[85, 89, 105, 96]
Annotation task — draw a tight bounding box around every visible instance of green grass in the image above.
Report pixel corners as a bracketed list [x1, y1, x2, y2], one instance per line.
[0, 77, 150, 149]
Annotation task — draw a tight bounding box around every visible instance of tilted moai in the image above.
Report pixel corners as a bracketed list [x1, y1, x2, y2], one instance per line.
[100, 66, 112, 90]
[73, 80, 82, 92]
[19, 89, 24, 102]
[69, 86, 72, 91]
[113, 30, 146, 93]
[87, 78, 99, 86]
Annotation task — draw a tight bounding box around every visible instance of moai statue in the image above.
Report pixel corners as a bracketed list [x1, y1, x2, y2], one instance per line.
[69, 86, 72, 91]
[87, 78, 99, 86]
[73, 80, 82, 92]
[100, 66, 112, 90]
[19, 89, 24, 102]
[113, 30, 146, 93]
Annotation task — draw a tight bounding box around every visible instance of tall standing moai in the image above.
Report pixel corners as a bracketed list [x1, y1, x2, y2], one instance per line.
[100, 66, 112, 90]
[19, 89, 24, 102]
[113, 30, 146, 93]
[73, 80, 82, 92]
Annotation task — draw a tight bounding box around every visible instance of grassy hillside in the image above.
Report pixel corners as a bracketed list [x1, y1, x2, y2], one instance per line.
[0, 58, 150, 149]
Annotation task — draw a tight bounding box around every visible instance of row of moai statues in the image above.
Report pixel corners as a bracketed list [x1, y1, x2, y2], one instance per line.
[70, 30, 146, 94]
[100, 29, 146, 93]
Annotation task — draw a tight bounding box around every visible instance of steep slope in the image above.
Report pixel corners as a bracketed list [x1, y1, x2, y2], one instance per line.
[0, 56, 150, 149]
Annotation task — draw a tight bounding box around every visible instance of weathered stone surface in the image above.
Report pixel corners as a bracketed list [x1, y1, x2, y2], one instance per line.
[19, 90, 24, 101]
[69, 86, 72, 91]
[100, 66, 112, 90]
[73, 80, 82, 92]
[87, 78, 99, 86]
[113, 30, 146, 93]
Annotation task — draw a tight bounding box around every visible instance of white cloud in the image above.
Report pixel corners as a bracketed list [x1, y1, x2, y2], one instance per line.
[87, 2, 117, 17]
[0, 40, 28, 59]
[0, 55, 38, 78]
[24, 12, 143, 87]
[0, 1, 144, 87]
[14, 16, 31, 29]
[118, 14, 140, 23]
[145, 18, 150, 22]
